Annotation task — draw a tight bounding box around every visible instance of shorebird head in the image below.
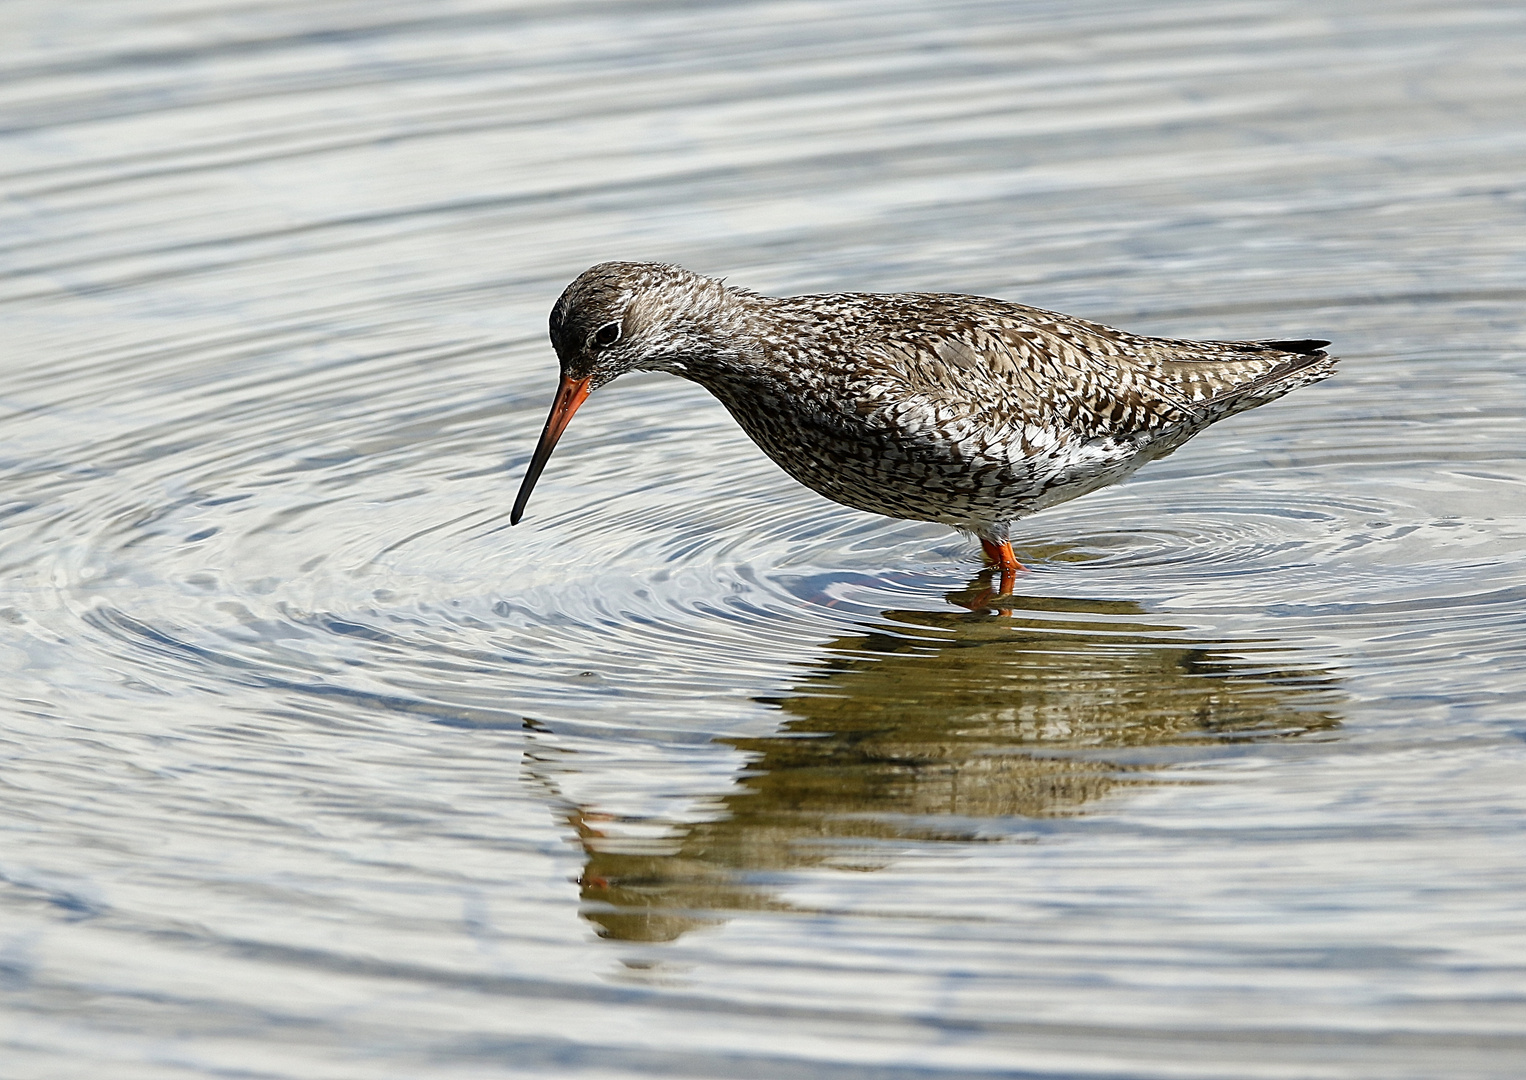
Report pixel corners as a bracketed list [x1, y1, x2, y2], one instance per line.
[511, 261, 728, 525]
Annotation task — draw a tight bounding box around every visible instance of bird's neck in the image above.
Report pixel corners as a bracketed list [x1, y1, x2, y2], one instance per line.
[642, 285, 776, 388]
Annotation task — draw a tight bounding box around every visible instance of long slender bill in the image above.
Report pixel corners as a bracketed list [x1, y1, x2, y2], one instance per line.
[510, 374, 594, 525]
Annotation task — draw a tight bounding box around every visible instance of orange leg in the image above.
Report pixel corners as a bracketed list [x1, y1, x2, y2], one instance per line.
[979, 538, 1026, 597]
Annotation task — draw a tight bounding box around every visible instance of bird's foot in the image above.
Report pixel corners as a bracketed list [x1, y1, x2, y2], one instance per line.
[946, 540, 1029, 613]
[979, 538, 1026, 599]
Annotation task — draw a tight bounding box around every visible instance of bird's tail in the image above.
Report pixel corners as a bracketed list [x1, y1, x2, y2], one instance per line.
[1204, 341, 1338, 420]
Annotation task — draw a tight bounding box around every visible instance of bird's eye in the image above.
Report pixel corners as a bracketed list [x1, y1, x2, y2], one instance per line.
[592, 321, 621, 348]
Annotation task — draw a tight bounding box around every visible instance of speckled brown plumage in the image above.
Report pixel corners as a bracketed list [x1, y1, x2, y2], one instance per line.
[512, 261, 1337, 577]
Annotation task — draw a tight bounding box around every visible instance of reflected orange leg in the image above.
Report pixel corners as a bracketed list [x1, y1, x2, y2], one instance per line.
[979, 538, 1026, 598]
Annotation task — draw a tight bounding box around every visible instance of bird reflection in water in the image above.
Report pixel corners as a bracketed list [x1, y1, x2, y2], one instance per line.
[526, 580, 1341, 943]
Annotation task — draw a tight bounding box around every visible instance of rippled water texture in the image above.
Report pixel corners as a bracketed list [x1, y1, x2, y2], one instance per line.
[4, 1, 1526, 1077]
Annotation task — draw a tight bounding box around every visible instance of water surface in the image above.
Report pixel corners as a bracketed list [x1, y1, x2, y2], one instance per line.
[3, 1, 1526, 1077]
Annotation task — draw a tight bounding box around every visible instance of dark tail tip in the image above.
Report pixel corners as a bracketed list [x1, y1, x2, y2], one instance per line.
[1258, 338, 1331, 355]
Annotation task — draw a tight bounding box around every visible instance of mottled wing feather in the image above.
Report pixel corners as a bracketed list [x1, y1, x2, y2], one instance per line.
[854, 295, 1325, 443]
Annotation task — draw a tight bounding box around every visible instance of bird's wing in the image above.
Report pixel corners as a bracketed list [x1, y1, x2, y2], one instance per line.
[863, 297, 1329, 443]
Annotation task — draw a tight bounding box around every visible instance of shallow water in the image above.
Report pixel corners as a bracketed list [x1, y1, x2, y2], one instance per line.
[4, 1, 1526, 1076]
